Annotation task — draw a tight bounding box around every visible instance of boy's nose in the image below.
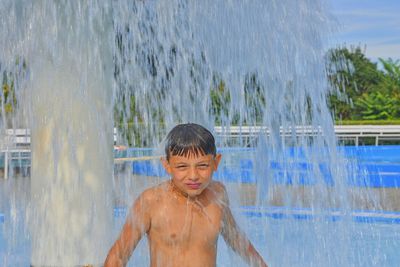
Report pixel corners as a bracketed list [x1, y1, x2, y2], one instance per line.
[188, 167, 199, 180]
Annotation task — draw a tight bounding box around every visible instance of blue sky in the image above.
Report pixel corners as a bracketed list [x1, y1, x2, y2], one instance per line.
[330, 0, 400, 62]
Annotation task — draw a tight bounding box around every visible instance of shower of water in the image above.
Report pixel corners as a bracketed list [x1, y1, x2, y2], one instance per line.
[1, 1, 115, 265]
[112, 3, 358, 266]
[0, 0, 385, 266]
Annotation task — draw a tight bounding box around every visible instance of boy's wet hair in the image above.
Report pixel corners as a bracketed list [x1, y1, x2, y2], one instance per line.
[165, 123, 216, 160]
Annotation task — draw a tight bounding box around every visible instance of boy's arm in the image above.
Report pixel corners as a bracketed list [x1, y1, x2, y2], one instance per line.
[220, 187, 268, 267]
[104, 191, 151, 267]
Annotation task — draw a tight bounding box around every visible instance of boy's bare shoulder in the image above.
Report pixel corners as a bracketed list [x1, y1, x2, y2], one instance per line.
[207, 181, 229, 203]
[208, 180, 227, 193]
[136, 181, 169, 204]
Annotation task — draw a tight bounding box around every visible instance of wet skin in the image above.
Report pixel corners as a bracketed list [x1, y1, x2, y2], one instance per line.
[104, 153, 268, 267]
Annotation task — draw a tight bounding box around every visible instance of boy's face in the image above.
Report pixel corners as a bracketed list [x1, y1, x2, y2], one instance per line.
[162, 152, 222, 198]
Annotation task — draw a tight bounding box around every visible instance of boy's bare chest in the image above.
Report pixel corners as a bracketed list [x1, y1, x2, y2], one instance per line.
[150, 198, 223, 246]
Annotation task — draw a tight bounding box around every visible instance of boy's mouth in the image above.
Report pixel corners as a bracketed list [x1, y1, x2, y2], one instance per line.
[185, 183, 201, 190]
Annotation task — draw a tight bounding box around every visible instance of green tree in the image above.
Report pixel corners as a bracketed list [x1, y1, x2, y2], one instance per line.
[379, 58, 400, 86]
[375, 58, 400, 118]
[326, 46, 383, 120]
[209, 73, 266, 126]
[0, 58, 26, 127]
[243, 73, 265, 124]
[2, 81, 16, 114]
[210, 76, 231, 125]
[354, 91, 396, 120]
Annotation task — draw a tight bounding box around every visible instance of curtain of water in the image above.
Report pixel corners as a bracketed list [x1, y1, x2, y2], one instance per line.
[0, 0, 382, 266]
[113, 0, 213, 148]
[1, 1, 114, 265]
[112, 1, 364, 266]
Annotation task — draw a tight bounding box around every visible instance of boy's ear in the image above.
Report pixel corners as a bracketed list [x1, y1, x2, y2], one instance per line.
[161, 157, 171, 174]
[213, 154, 222, 171]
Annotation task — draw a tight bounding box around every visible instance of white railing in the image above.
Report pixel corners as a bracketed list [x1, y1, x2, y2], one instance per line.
[214, 125, 400, 146]
[1, 125, 400, 179]
[0, 129, 30, 179]
[0, 128, 114, 179]
[334, 125, 400, 145]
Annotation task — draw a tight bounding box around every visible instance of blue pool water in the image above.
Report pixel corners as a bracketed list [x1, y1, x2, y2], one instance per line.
[128, 145, 400, 187]
[123, 208, 400, 267]
[2, 206, 400, 266]
[2, 145, 400, 266]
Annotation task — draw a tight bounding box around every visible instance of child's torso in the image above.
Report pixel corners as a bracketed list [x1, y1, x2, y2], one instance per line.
[147, 186, 223, 267]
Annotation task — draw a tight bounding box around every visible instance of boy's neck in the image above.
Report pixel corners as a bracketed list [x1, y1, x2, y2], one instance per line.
[168, 180, 198, 201]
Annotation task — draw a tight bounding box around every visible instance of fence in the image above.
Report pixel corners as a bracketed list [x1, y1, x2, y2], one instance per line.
[214, 125, 400, 146]
[1, 125, 400, 178]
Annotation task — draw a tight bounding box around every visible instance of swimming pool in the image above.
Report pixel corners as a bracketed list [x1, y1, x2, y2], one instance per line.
[128, 145, 400, 187]
[2, 203, 400, 267]
[2, 145, 400, 266]
[121, 209, 400, 267]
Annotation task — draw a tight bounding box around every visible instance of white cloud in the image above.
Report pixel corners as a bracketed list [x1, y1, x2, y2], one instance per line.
[335, 9, 397, 19]
[365, 44, 400, 61]
[331, 1, 400, 61]
[338, 12, 400, 33]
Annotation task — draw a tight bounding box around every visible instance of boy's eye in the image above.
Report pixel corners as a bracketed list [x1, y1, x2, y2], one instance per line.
[197, 164, 209, 169]
[176, 165, 188, 169]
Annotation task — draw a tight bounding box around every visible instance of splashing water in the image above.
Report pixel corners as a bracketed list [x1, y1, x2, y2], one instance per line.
[1, 1, 115, 265]
[1, 0, 396, 266]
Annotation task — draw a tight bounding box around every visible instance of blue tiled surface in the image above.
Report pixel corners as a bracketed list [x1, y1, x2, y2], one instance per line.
[109, 206, 400, 225]
[2, 207, 399, 226]
[240, 206, 400, 224]
[129, 145, 400, 188]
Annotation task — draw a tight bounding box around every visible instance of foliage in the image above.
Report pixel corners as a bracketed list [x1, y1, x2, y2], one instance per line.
[1, 71, 19, 125]
[114, 93, 166, 147]
[209, 73, 265, 125]
[114, 42, 400, 142]
[327, 46, 400, 122]
[210, 76, 231, 125]
[354, 91, 397, 120]
[379, 58, 400, 86]
[243, 73, 265, 124]
[2, 81, 16, 114]
[0, 58, 26, 127]
[377, 58, 400, 118]
[327, 46, 382, 120]
[338, 119, 400, 125]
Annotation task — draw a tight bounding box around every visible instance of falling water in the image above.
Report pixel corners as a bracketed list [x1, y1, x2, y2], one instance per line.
[1, 1, 114, 266]
[112, 3, 353, 266]
[1, 0, 396, 266]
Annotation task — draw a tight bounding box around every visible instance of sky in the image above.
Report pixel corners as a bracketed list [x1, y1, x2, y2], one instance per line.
[329, 0, 400, 62]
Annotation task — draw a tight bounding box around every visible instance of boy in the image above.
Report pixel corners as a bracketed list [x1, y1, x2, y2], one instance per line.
[105, 123, 268, 267]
